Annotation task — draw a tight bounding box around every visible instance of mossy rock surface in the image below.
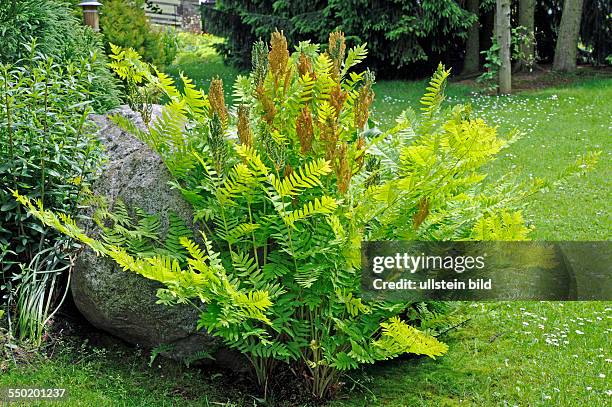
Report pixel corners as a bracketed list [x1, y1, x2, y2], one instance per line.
[72, 106, 244, 369]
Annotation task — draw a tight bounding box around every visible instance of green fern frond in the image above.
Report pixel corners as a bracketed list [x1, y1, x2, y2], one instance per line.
[419, 63, 451, 118]
[234, 144, 270, 177]
[180, 72, 209, 114]
[218, 163, 256, 203]
[341, 43, 368, 78]
[282, 196, 338, 227]
[162, 212, 191, 256]
[298, 72, 316, 103]
[179, 237, 205, 262]
[270, 158, 332, 197]
[110, 113, 150, 142]
[336, 290, 370, 317]
[347, 340, 376, 364]
[471, 210, 532, 241]
[152, 67, 180, 98]
[326, 215, 345, 240]
[221, 223, 260, 244]
[373, 316, 448, 359]
[314, 53, 333, 78]
[317, 101, 335, 124]
[228, 289, 272, 325]
[295, 264, 321, 288]
[330, 351, 359, 370]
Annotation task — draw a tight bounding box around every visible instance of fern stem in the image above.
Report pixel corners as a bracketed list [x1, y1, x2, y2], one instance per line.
[262, 199, 268, 265]
[247, 202, 259, 266]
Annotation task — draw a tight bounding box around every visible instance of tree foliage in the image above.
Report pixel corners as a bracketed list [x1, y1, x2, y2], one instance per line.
[578, 0, 611, 65]
[202, 0, 611, 75]
[202, 0, 477, 78]
[100, 0, 178, 68]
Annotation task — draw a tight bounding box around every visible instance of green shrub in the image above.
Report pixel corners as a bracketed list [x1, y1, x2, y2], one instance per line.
[0, 0, 121, 112]
[16, 31, 598, 399]
[201, 0, 477, 77]
[108, 44, 161, 124]
[1, 47, 102, 343]
[478, 26, 537, 92]
[100, 0, 178, 68]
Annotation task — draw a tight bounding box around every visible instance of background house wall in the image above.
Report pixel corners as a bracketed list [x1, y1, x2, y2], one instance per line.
[146, 0, 204, 31]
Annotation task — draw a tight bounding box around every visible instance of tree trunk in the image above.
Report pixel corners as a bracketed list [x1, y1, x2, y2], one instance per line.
[462, 0, 480, 75]
[496, 0, 511, 94]
[516, 0, 536, 71]
[553, 0, 585, 72]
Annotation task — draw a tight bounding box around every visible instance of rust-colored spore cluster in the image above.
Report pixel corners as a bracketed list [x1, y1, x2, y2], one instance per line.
[208, 78, 228, 125]
[335, 143, 351, 194]
[327, 31, 346, 80]
[246, 31, 376, 195]
[330, 84, 347, 120]
[237, 104, 253, 147]
[269, 31, 289, 81]
[298, 52, 313, 77]
[355, 72, 375, 130]
[296, 106, 314, 154]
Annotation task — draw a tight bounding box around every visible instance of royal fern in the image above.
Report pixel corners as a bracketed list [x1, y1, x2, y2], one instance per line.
[17, 32, 597, 402]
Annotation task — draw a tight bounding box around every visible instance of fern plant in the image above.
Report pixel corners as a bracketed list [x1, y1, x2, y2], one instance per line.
[108, 43, 161, 124]
[15, 31, 598, 400]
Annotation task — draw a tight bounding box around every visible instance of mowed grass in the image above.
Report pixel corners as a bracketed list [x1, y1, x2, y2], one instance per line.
[165, 33, 242, 105]
[333, 302, 611, 406]
[0, 335, 251, 406]
[372, 76, 611, 240]
[2, 39, 610, 405]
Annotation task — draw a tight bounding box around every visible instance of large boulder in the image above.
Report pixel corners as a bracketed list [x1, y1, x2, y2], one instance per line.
[72, 106, 240, 367]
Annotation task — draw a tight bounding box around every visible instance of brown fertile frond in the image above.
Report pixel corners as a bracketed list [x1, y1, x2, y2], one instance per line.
[354, 76, 375, 130]
[330, 84, 347, 119]
[283, 65, 293, 96]
[298, 52, 313, 77]
[335, 142, 351, 194]
[296, 106, 314, 154]
[319, 115, 338, 161]
[355, 135, 366, 170]
[413, 197, 430, 230]
[259, 92, 276, 125]
[269, 30, 289, 82]
[208, 78, 228, 125]
[328, 31, 346, 80]
[237, 105, 253, 147]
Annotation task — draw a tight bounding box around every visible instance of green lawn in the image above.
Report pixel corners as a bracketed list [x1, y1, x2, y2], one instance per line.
[372, 76, 611, 241]
[334, 301, 611, 406]
[2, 40, 610, 406]
[165, 33, 242, 105]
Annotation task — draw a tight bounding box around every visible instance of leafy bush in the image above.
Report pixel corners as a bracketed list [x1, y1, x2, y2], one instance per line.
[201, 0, 477, 78]
[108, 44, 161, 124]
[477, 26, 536, 92]
[0, 47, 102, 343]
[0, 0, 120, 112]
[16, 31, 598, 399]
[100, 0, 178, 68]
